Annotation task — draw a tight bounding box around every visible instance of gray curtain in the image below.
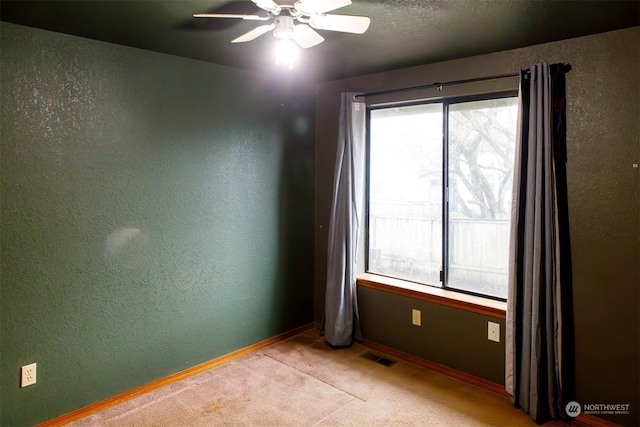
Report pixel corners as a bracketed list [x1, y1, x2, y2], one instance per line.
[323, 92, 366, 347]
[506, 63, 575, 423]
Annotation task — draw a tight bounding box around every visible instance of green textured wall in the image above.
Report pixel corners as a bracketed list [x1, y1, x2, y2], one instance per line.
[315, 27, 639, 426]
[0, 23, 314, 426]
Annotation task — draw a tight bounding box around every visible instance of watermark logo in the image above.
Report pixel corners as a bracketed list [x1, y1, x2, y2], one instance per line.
[565, 401, 631, 417]
[565, 401, 581, 417]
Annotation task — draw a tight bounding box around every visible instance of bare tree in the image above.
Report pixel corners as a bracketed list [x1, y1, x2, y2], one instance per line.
[447, 103, 517, 220]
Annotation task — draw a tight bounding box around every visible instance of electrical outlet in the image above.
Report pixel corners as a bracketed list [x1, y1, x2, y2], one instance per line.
[21, 363, 37, 387]
[411, 309, 421, 326]
[488, 322, 500, 342]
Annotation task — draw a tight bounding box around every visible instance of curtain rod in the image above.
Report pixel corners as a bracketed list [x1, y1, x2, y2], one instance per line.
[353, 72, 521, 100]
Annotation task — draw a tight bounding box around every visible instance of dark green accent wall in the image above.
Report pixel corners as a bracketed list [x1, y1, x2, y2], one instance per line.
[315, 28, 639, 426]
[1, 23, 315, 426]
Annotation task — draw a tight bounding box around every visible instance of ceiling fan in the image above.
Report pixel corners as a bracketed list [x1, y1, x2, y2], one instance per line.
[193, 0, 371, 49]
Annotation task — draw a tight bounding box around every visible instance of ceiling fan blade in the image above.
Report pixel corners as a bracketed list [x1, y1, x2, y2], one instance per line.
[309, 14, 370, 34]
[297, 0, 351, 15]
[252, 0, 280, 12]
[293, 24, 325, 48]
[193, 13, 270, 21]
[232, 24, 275, 43]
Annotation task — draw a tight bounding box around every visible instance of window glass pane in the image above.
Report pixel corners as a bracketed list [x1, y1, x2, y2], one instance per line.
[368, 104, 443, 285]
[447, 97, 518, 299]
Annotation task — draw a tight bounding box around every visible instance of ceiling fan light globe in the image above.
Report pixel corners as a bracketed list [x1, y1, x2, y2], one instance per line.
[275, 38, 298, 69]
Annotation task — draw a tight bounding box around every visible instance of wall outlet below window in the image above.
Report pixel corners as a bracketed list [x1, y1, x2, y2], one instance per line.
[488, 322, 500, 342]
[412, 309, 421, 326]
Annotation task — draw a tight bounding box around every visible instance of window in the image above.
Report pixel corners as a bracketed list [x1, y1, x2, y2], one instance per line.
[366, 94, 518, 300]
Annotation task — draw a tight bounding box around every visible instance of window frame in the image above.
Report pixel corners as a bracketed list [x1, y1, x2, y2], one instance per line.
[364, 90, 519, 302]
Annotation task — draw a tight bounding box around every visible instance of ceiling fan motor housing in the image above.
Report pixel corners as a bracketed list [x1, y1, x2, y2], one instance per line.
[194, 0, 369, 46]
[273, 16, 295, 39]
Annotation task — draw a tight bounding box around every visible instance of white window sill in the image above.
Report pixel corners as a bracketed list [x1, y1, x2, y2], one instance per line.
[357, 273, 507, 319]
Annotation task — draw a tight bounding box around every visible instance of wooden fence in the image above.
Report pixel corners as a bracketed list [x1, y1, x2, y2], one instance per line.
[368, 201, 509, 298]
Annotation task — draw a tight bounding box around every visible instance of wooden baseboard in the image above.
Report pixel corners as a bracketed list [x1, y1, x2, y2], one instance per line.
[574, 413, 622, 427]
[361, 339, 509, 397]
[363, 340, 624, 427]
[36, 323, 315, 427]
[37, 324, 622, 427]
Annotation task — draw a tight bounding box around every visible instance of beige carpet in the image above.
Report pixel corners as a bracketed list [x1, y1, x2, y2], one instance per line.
[68, 330, 567, 426]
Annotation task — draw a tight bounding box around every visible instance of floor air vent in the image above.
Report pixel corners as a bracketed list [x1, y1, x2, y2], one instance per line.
[359, 351, 397, 367]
